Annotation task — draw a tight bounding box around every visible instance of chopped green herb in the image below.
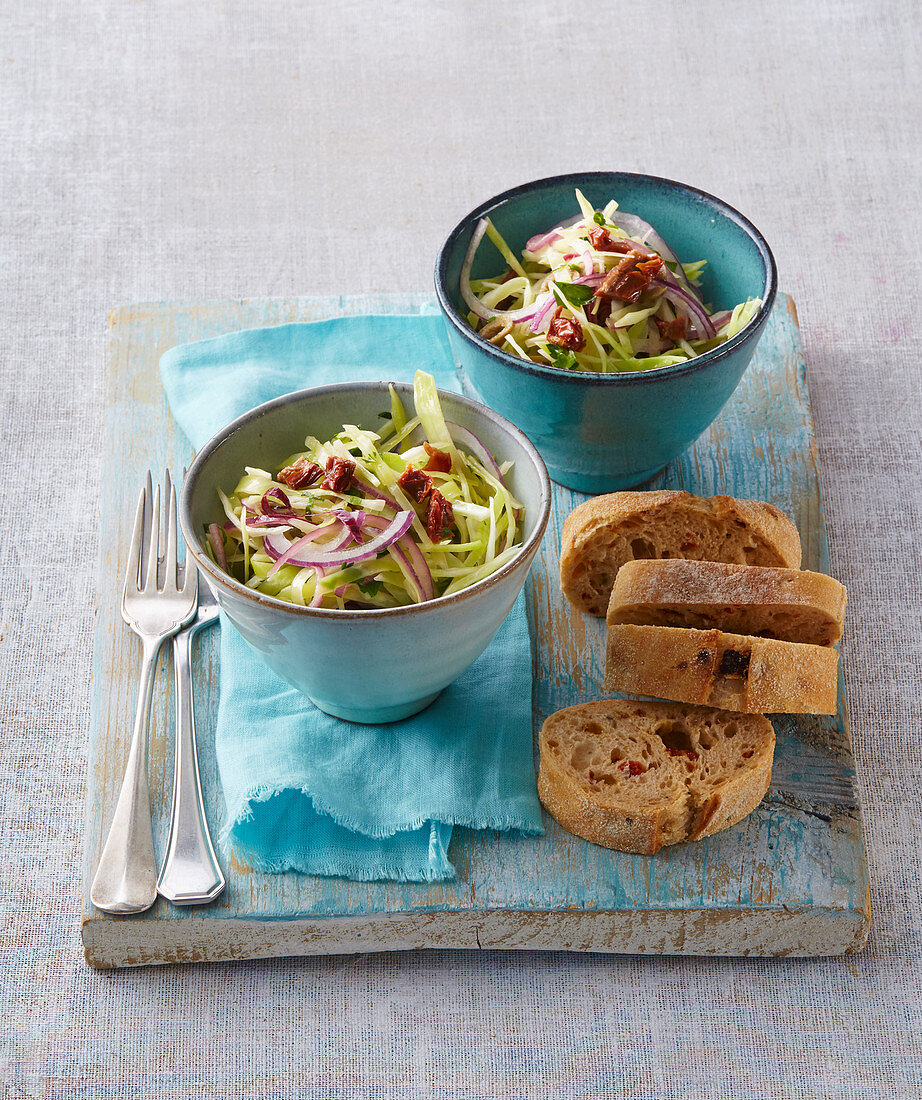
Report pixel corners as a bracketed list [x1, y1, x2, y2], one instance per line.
[553, 282, 595, 310]
[547, 345, 579, 371]
[358, 579, 382, 596]
[592, 211, 606, 226]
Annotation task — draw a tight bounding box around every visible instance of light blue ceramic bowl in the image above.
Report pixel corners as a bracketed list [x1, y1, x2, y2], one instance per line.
[435, 172, 777, 493]
[179, 381, 551, 724]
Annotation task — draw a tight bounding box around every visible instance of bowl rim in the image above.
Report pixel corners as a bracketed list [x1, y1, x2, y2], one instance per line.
[179, 379, 552, 620]
[434, 170, 778, 385]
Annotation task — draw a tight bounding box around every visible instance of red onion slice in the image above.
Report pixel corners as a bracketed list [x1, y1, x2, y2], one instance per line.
[363, 514, 434, 603]
[573, 272, 606, 287]
[264, 522, 352, 574]
[207, 523, 228, 573]
[651, 278, 717, 340]
[526, 228, 562, 252]
[319, 508, 366, 541]
[395, 539, 434, 602]
[460, 219, 540, 325]
[529, 294, 557, 334]
[268, 511, 414, 572]
[524, 214, 583, 254]
[444, 420, 505, 484]
[310, 572, 325, 607]
[530, 290, 558, 332]
[353, 477, 400, 513]
[261, 487, 292, 513]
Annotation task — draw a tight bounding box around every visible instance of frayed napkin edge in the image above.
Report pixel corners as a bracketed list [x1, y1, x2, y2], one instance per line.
[220, 838, 457, 884]
[222, 783, 546, 843]
[222, 809, 456, 884]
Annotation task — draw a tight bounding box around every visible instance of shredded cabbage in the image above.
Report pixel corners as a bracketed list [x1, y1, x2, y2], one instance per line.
[208, 372, 525, 609]
[465, 189, 762, 374]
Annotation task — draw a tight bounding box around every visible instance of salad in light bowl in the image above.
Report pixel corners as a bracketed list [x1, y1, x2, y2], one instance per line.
[435, 172, 776, 492]
[180, 372, 551, 723]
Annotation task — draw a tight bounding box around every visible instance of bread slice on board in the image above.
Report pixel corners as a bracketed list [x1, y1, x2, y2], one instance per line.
[604, 624, 839, 714]
[560, 491, 802, 616]
[538, 700, 775, 854]
[607, 559, 847, 646]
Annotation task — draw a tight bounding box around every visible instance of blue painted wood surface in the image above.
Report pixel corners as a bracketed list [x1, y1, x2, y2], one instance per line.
[82, 293, 869, 963]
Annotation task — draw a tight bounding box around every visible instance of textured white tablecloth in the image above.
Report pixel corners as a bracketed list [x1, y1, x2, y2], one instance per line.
[2, 1, 919, 1096]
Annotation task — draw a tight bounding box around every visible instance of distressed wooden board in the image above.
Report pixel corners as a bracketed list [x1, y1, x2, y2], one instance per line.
[82, 293, 870, 968]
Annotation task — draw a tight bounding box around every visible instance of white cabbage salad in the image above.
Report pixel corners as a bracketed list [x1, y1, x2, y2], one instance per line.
[207, 371, 524, 609]
[462, 188, 761, 374]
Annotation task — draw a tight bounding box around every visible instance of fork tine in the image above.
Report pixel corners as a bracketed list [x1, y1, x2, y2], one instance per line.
[139, 470, 153, 586]
[162, 470, 178, 593]
[144, 484, 161, 592]
[122, 480, 148, 605]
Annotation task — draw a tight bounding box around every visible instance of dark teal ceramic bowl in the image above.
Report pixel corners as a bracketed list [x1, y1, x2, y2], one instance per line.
[434, 172, 776, 492]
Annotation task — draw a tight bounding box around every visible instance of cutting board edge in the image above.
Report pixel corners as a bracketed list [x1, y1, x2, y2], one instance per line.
[81, 899, 871, 969]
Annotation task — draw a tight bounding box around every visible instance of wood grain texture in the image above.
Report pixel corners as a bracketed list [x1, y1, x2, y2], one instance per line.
[82, 293, 870, 967]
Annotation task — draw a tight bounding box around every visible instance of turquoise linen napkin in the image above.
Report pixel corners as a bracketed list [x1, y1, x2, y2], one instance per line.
[160, 313, 543, 882]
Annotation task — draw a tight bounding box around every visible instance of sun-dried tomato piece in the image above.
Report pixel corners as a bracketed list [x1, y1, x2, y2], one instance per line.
[322, 456, 355, 493]
[425, 489, 454, 542]
[277, 458, 322, 489]
[588, 227, 635, 254]
[618, 760, 644, 776]
[655, 316, 687, 342]
[397, 465, 433, 503]
[547, 309, 585, 350]
[423, 442, 452, 473]
[666, 747, 699, 761]
[595, 250, 664, 304]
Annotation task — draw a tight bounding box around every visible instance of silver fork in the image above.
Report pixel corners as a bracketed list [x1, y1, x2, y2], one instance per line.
[157, 577, 225, 905]
[91, 471, 198, 914]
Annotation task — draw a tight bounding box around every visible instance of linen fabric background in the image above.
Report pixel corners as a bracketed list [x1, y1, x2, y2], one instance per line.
[2, 1, 920, 1097]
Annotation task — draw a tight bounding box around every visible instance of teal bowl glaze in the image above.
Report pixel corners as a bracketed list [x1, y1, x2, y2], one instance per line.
[434, 172, 777, 492]
[179, 382, 551, 724]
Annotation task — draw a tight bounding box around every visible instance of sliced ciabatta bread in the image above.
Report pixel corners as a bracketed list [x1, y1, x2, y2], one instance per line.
[561, 491, 801, 616]
[607, 560, 846, 646]
[538, 700, 775, 854]
[604, 624, 839, 714]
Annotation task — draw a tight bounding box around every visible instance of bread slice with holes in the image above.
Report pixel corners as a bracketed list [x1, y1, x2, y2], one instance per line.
[607, 559, 847, 646]
[538, 700, 775, 854]
[560, 491, 802, 616]
[605, 624, 839, 714]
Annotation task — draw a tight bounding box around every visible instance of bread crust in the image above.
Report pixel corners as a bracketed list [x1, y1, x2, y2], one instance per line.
[604, 624, 839, 714]
[537, 700, 775, 854]
[607, 559, 846, 646]
[560, 491, 802, 617]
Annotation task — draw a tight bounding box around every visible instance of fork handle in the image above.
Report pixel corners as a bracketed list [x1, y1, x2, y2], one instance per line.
[90, 634, 163, 914]
[157, 624, 225, 905]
